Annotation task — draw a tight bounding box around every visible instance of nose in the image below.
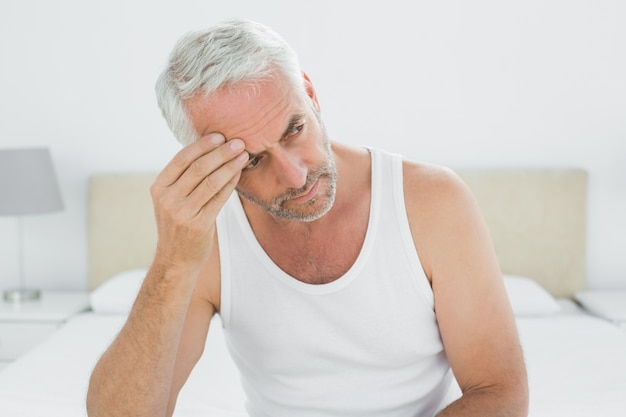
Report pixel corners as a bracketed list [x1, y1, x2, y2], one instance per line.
[272, 149, 307, 190]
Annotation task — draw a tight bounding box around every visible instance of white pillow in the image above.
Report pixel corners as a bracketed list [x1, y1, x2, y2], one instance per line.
[503, 275, 561, 316]
[90, 269, 147, 314]
[574, 290, 626, 321]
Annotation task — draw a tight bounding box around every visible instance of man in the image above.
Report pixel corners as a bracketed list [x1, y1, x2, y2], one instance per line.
[87, 18, 528, 417]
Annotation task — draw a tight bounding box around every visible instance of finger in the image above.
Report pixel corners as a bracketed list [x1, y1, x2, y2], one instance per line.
[157, 133, 226, 188]
[174, 138, 246, 198]
[187, 150, 249, 218]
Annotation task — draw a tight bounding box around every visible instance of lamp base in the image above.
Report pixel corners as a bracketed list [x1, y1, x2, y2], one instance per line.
[3, 288, 41, 303]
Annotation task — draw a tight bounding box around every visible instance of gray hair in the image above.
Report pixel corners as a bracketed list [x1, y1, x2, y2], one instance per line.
[155, 18, 305, 145]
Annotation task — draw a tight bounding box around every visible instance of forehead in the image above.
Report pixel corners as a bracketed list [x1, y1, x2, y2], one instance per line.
[186, 75, 304, 142]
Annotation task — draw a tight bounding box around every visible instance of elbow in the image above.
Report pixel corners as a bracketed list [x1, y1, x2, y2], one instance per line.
[85, 368, 170, 417]
[85, 371, 102, 417]
[86, 366, 113, 417]
[512, 379, 530, 417]
[485, 374, 529, 417]
[492, 378, 530, 417]
[86, 353, 125, 417]
[506, 364, 530, 416]
[454, 375, 529, 417]
[495, 382, 528, 417]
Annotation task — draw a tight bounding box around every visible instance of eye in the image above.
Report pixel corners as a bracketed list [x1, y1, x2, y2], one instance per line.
[244, 154, 262, 170]
[286, 122, 305, 138]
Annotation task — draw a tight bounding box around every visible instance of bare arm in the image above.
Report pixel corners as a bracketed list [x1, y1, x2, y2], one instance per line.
[404, 163, 528, 417]
[86, 133, 248, 417]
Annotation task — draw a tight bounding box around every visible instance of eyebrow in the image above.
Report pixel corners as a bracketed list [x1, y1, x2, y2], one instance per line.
[247, 113, 306, 161]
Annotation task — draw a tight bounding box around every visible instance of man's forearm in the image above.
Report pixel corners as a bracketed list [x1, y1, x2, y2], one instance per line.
[86, 128, 244, 416]
[86, 263, 198, 417]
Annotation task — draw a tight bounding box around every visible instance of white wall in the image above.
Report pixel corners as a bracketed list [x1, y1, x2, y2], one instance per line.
[1, 0, 624, 292]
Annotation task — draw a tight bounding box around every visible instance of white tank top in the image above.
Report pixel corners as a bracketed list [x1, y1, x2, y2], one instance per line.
[216, 148, 460, 417]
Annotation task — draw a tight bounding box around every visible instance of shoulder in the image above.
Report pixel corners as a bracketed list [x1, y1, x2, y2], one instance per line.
[402, 160, 476, 216]
[401, 160, 487, 280]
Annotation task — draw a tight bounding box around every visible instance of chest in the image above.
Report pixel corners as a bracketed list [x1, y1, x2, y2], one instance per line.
[242, 183, 372, 284]
[222, 215, 450, 416]
[224, 254, 448, 407]
[259, 218, 368, 284]
[267, 231, 365, 284]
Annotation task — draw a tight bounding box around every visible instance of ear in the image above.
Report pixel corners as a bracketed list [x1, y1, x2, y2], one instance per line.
[302, 72, 321, 113]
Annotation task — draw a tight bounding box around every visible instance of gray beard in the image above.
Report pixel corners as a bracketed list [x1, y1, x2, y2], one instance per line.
[236, 148, 337, 222]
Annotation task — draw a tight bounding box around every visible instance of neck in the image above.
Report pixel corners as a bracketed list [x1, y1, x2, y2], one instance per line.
[238, 144, 372, 284]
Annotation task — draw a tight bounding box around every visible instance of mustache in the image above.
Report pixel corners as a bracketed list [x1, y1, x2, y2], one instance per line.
[275, 173, 324, 204]
[274, 164, 334, 205]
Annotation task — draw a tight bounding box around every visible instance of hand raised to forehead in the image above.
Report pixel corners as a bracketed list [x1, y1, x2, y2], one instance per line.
[150, 133, 249, 268]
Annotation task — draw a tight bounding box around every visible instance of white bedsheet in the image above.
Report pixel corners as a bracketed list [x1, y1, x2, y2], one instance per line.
[0, 313, 246, 417]
[1, 304, 626, 416]
[517, 308, 626, 417]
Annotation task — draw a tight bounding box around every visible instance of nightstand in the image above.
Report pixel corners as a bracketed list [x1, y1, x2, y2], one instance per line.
[0, 291, 90, 369]
[574, 290, 626, 331]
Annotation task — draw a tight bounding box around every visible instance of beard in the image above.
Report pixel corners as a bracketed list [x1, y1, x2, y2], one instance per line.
[236, 129, 337, 223]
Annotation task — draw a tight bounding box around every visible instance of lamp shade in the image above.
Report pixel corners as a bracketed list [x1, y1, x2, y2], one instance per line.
[0, 148, 64, 215]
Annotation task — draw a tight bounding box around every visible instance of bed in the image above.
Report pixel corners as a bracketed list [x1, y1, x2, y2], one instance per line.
[1, 166, 625, 417]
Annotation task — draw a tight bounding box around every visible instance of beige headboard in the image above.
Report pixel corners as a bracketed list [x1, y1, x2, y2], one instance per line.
[87, 168, 588, 297]
[87, 173, 158, 290]
[457, 169, 588, 298]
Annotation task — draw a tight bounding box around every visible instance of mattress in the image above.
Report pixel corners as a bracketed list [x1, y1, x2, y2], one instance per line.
[518, 302, 626, 416]
[1, 298, 625, 416]
[0, 313, 246, 417]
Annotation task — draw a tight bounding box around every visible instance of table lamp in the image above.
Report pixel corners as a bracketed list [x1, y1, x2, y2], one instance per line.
[0, 148, 64, 302]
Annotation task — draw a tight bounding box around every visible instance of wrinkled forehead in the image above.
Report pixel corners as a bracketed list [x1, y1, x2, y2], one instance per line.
[186, 75, 307, 142]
